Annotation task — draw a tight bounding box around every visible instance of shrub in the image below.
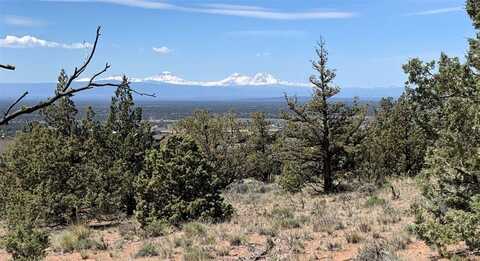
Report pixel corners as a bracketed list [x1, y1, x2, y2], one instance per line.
[364, 196, 386, 207]
[0, 123, 128, 226]
[183, 222, 207, 238]
[345, 231, 363, 244]
[51, 225, 106, 253]
[228, 233, 247, 246]
[134, 242, 159, 258]
[3, 222, 49, 261]
[183, 245, 211, 261]
[143, 219, 171, 238]
[278, 161, 305, 193]
[135, 135, 233, 227]
[355, 241, 399, 261]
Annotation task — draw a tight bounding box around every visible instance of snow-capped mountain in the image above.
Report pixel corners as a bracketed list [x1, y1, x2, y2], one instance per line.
[86, 72, 307, 87]
[217, 73, 281, 86]
[143, 71, 193, 85]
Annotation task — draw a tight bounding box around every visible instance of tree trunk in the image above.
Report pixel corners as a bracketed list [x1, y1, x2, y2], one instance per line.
[323, 152, 334, 193]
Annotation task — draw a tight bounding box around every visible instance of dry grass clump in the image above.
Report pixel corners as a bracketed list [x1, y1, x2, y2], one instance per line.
[345, 230, 364, 244]
[51, 225, 107, 253]
[355, 240, 399, 261]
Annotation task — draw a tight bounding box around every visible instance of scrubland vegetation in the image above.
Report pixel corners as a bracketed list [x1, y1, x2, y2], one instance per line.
[1, 1, 480, 260]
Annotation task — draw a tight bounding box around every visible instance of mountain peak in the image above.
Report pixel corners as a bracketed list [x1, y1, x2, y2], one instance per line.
[84, 71, 308, 87]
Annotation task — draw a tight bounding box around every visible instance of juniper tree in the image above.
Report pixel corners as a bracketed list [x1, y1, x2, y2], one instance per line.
[359, 94, 426, 183]
[105, 76, 154, 215]
[135, 135, 233, 226]
[174, 110, 246, 187]
[41, 69, 78, 136]
[408, 0, 480, 252]
[280, 40, 366, 193]
[244, 112, 280, 182]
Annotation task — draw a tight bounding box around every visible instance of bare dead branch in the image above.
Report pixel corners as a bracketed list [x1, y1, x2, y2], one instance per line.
[0, 27, 154, 126]
[4, 91, 28, 118]
[0, 64, 15, 70]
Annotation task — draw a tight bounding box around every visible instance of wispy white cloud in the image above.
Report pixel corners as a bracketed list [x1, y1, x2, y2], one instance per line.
[45, 0, 355, 20]
[199, 4, 268, 12]
[256, 52, 271, 57]
[152, 46, 172, 54]
[3, 15, 47, 27]
[407, 6, 463, 16]
[228, 30, 307, 38]
[0, 35, 92, 49]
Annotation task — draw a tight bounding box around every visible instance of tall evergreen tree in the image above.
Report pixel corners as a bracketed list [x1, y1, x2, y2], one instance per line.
[279, 40, 365, 193]
[105, 76, 153, 215]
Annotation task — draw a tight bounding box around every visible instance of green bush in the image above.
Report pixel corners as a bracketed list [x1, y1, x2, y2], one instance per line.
[3, 222, 49, 261]
[278, 161, 305, 193]
[143, 219, 172, 238]
[364, 196, 386, 207]
[135, 135, 233, 227]
[134, 242, 159, 258]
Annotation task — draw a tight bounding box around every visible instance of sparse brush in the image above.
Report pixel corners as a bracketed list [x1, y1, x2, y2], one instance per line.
[52, 225, 106, 253]
[364, 196, 386, 207]
[143, 219, 172, 238]
[358, 222, 372, 233]
[257, 225, 278, 237]
[134, 242, 159, 258]
[183, 222, 207, 238]
[174, 236, 193, 248]
[228, 233, 247, 246]
[378, 205, 402, 225]
[270, 207, 303, 229]
[215, 245, 230, 256]
[345, 231, 363, 244]
[355, 240, 399, 261]
[326, 241, 342, 251]
[285, 233, 304, 254]
[184, 245, 212, 261]
[312, 213, 338, 234]
[389, 233, 412, 251]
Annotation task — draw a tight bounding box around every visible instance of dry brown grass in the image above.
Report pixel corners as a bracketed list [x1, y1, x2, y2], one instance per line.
[0, 178, 464, 260]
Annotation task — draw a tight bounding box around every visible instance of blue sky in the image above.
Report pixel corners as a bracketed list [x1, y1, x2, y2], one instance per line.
[0, 0, 474, 87]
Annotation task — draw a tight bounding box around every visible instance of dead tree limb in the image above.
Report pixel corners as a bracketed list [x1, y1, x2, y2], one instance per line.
[0, 64, 15, 70]
[0, 26, 154, 126]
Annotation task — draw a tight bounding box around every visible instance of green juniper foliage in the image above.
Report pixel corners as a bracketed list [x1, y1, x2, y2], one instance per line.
[408, 0, 480, 252]
[105, 76, 154, 215]
[175, 110, 246, 187]
[135, 135, 233, 227]
[359, 94, 427, 183]
[244, 112, 281, 182]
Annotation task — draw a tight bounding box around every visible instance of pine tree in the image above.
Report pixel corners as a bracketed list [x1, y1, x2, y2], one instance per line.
[280, 40, 366, 193]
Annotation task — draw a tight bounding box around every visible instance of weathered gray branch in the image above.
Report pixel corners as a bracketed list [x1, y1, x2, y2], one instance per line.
[0, 64, 15, 71]
[0, 26, 154, 126]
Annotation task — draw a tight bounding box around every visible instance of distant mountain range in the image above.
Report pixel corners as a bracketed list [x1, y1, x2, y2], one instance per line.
[79, 72, 307, 87]
[0, 72, 404, 101]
